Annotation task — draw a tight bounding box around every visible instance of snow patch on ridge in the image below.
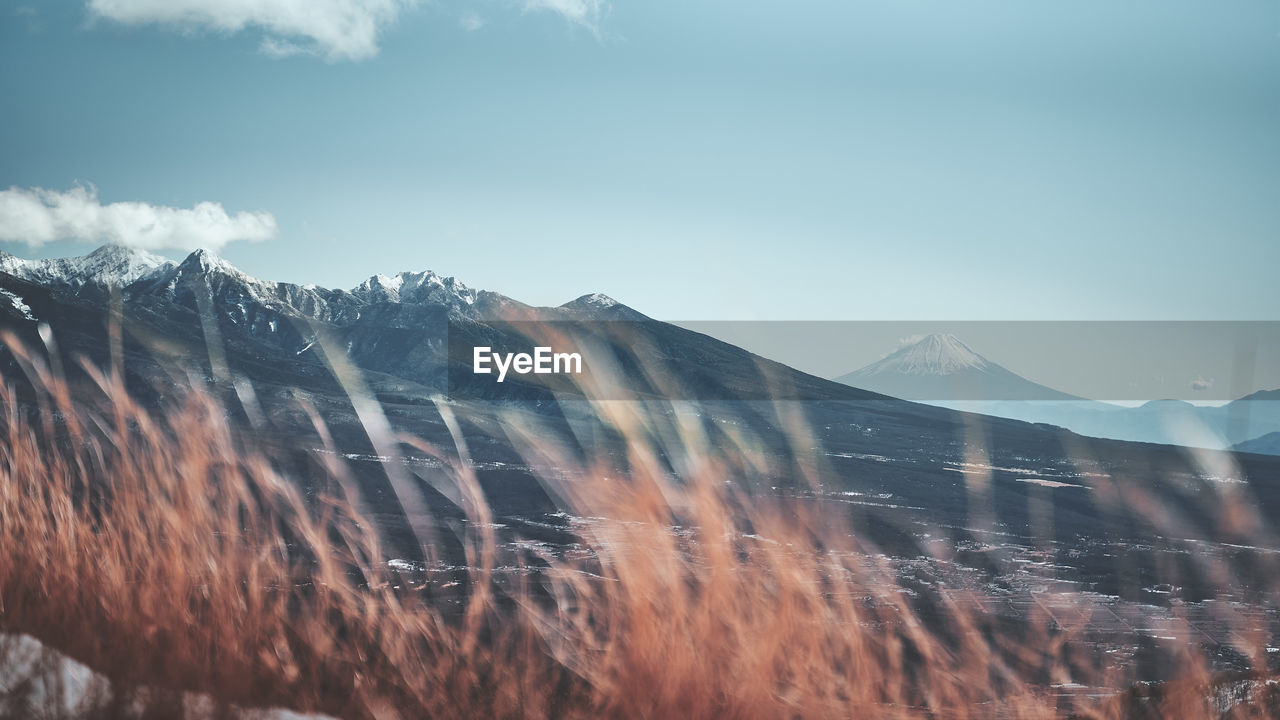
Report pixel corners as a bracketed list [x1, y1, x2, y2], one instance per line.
[0, 289, 35, 321]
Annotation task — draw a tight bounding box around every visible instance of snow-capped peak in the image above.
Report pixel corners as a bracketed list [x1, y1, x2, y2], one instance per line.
[854, 333, 991, 376]
[557, 292, 648, 320]
[4, 246, 510, 325]
[370, 273, 404, 294]
[352, 269, 477, 307]
[179, 248, 250, 279]
[577, 293, 618, 308]
[160, 248, 297, 308]
[0, 244, 174, 289]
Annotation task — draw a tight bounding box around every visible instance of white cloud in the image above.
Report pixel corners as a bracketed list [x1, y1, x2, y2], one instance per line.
[522, 0, 606, 32]
[86, 0, 418, 62]
[1191, 377, 1214, 391]
[459, 13, 484, 32]
[0, 185, 277, 252]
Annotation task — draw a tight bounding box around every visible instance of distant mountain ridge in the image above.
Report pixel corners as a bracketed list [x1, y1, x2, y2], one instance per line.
[835, 334, 1280, 453]
[1234, 432, 1280, 455]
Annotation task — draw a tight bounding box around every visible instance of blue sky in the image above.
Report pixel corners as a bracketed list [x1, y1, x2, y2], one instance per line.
[2, 0, 1278, 320]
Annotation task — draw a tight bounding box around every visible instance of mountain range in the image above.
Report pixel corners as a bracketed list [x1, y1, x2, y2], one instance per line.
[3, 244, 1280, 594]
[837, 333, 1280, 453]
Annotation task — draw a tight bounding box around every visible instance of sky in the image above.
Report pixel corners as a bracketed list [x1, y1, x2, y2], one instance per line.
[2, 0, 1278, 321]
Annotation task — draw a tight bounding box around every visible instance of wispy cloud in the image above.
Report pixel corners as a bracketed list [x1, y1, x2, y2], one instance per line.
[0, 185, 277, 251]
[86, 0, 419, 62]
[523, 0, 607, 33]
[258, 36, 311, 59]
[86, 1, 609, 60]
[1191, 377, 1214, 391]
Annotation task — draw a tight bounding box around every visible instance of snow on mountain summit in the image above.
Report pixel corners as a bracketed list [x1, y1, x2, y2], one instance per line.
[0, 244, 174, 289]
[180, 247, 249, 278]
[838, 333, 1084, 402]
[0, 246, 625, 327]
[853, 333, 990, 377]
[141, 247, 273, 300]
[559, 292, 648, 320]
[576, 293, 619, 308]
[133, 248, 368, 327]
[351, 270, 477, 307]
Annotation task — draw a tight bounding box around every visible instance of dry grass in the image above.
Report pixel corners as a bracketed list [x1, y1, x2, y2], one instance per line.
[0, 335, 1276, 719]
